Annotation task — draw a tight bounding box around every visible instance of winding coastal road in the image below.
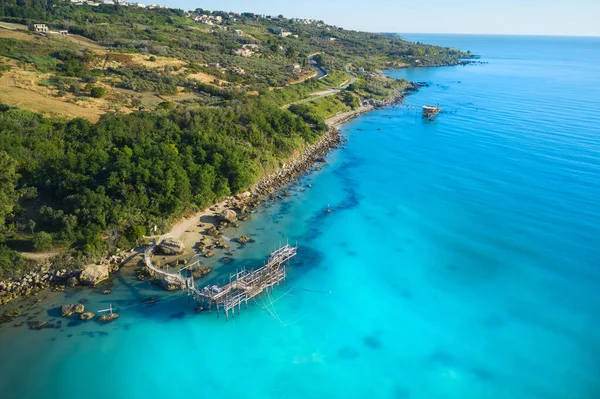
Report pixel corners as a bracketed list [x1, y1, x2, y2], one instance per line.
[307, 53, 328, 79]
[282, 63, 357, 109]
[344, 63, 357, 87]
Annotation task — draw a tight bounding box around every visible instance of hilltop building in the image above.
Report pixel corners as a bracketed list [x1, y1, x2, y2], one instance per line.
[312, 36, 336, 42]
[29, 24, 48, 32]
[286, 64, 302, 74]
[232, 48, 254, 57]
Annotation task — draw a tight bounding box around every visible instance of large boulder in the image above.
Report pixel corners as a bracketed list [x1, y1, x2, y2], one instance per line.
[236, 191, 252, 200]
[159, 275, 183, 291]
[192, 266, 212, 280]
[61, 303, 85, 317]
[79, 264, 110, 286]
[220, 209, 237, 223]
[158, 238, 185, 255]
[98, 313, 119, 323]
[79, 312, 95, 321]
[66, 277, 79, 287]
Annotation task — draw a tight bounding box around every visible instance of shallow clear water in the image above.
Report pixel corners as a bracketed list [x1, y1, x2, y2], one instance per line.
[1, 34, 600, 399]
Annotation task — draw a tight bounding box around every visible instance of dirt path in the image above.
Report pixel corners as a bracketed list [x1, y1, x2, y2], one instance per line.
[20, 251, 61, 260]
[325, 106, 373, 128]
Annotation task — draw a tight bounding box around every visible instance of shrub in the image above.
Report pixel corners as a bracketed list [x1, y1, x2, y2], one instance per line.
[33, 232, 53, 252]
[0, 245, 32, 279]
[89, 86, 106, 98]
[125, 225, 146, 243]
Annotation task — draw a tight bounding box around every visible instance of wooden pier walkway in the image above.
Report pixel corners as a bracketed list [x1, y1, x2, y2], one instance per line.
[144, 241, 297, 320]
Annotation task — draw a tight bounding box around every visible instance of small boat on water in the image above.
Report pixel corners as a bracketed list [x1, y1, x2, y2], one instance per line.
[422, 105, 441, 119]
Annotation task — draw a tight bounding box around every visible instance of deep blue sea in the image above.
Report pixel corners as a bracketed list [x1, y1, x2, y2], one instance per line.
[1, 34, 600, 399]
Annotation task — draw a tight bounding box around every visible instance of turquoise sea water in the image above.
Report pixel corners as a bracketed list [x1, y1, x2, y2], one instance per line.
[1, 34, 600, 398]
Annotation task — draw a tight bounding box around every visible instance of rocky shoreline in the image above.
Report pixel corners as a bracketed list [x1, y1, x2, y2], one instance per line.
[0, 128, 345, 307]
[253, 127, 343, 196]
[0, 88, 416, 308]
[0, 255, 123, 306]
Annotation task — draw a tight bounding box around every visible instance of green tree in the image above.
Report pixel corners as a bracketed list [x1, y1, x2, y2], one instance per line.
[0, 151, 19, 230]
[125, 225, 146, 243]
[33, 231, 53, 252]
[62, 59, 84, 77]
[286, 46, 298, 59]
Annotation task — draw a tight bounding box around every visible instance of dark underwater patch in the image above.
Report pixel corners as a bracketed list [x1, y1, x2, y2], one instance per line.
[445, 264, 459, 272]
[481, 314, 505, 330]
[393, 386, 411, 399]
[337, 346, 359, 360]
[429, 347, 455, 366]
[363, 335, 382, 350]
[292, 246, 324, 272]
[471, 365, 494, 381]
[170, 311, 186, 319]
[399, 289, 412, 299]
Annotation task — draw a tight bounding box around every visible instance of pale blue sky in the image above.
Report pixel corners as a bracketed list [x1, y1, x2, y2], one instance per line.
[159, 0, 599, 36]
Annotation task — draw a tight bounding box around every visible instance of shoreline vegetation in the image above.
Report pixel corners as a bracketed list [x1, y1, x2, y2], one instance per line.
[0, 1, 470, 309]
[0, 90, 409, 307]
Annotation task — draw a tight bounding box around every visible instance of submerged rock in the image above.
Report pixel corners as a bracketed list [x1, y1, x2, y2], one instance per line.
[157, 238, 185, 255]
[79, 264, 110, 286]
[28, 321, 47, 330]
[3, 309, 21, 318]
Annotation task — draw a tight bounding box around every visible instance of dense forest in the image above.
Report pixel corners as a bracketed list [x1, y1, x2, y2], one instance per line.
[0, 99, 329, 277]
[0, 0, 469, 278]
